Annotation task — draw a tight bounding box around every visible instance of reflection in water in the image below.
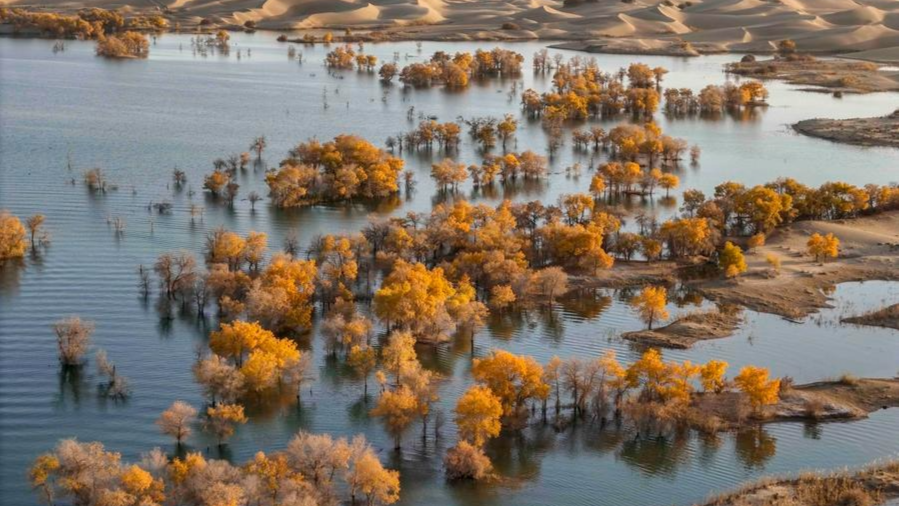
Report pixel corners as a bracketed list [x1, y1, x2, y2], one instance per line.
[735, 427, 777, 470]
[55, 365, 89, 408]
[619, 432, 692, 478]
[0, 259, 25, 297]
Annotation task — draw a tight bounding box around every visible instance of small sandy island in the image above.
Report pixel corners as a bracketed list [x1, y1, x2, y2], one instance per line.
[794, 109, 899, 148]
[695, 211, 899, 319]
[772, 377, 899, 421]
[8, 0, 899, 61]
[726, 56, 899, 93]
[843, 303, 899, 330]
[697, 378, 899, 431]
[699, 459, 899, 506]
[621, 309, 742, 349]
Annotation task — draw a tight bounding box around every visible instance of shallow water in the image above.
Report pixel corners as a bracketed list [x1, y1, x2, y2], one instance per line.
[1, 33, 898, 505]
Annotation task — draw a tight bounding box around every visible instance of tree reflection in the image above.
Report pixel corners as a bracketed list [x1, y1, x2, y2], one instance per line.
[558, 289, 612, 320]
[735, 426, 777, 470]
[618, 431, 691, 477]
[55, 364, 89, 408]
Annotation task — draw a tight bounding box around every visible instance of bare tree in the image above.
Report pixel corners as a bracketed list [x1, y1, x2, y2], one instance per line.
[156, 401, 198, 444]
[54, 317, 93, 366]
[154, 251, 198, 300]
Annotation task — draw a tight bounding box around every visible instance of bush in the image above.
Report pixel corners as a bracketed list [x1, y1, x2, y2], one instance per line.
[444, 442, 492, 481]
[95, 31, 148, 58]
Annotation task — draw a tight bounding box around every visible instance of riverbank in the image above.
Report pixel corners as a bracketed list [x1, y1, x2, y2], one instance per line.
[793, 110, 899, 148]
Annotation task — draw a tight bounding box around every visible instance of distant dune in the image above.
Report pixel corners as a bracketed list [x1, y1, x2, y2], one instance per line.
[5, 0, 899, 60]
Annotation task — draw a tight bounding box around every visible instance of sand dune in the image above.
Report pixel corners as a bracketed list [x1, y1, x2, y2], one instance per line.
[6, 0, 899, 60]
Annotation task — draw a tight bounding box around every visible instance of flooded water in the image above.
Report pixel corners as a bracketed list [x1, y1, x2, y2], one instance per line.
[1, 33, 898, 505]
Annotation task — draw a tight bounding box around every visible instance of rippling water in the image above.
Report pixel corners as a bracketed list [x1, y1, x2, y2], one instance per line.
[1, 33, 898, 505]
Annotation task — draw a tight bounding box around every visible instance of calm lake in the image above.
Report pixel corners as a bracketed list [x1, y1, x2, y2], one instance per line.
[1, 32, 898, 505]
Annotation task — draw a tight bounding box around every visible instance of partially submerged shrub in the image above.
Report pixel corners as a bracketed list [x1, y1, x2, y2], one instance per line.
[444, 441, 492, 480]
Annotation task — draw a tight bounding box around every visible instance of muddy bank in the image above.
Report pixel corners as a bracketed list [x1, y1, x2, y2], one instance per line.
[843, 303, 899, 330]
[621, 310, 742, 349]
[793, 110, 899, 148]
[726, 56, 899, 94]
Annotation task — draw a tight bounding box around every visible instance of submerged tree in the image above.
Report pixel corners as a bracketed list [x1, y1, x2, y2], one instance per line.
[54, 317, 94, 366]
[156, 401, 198, 445]
[0, 210, 27, 262]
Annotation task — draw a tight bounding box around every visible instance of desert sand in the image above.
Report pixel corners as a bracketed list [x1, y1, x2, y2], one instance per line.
[695, 211, 899, 319]
[6, 0, 899, 61]
[794, 109, 899, 147]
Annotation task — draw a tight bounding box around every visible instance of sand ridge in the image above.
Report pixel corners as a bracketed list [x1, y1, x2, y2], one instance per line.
[5, 0, 899, 59]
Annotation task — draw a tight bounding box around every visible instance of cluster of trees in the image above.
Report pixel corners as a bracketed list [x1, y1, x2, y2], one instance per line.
[196, 320, 304, 400]
[0, 7, 165, 39]
[150, 228, 317, 333]
[664, 81, 769, 115]
[265, 135, 404, 207]
[521, 62, 669, 124]
[391, 120, 463, 151]
[442, 345, 781, 480]
[95, 31, 149, 58]
[432, 150, 547, 189]
[574, 121, 691, 167]
[586, 178, 899, 274]
[589, 160, 680, 199]
[388, 48, 524, 88]
[325, 45, 361, 70]
[30, 431, 400, 506]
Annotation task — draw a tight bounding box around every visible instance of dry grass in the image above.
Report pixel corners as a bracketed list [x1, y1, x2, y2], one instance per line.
[699, 459, 898, 506]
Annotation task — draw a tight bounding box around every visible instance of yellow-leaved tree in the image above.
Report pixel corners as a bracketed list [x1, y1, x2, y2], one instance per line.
[734, 366, 780, 413]
[471, 350, 548, 420]
[807, 232, 839, 262]
[630, 286, 669, 330]
[719, 241, 747, 279]
[0, 210, 27, 262]
[454, 385, 503, 448]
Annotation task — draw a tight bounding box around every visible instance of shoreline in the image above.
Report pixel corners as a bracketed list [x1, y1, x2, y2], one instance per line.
[793, 110, 899, 149]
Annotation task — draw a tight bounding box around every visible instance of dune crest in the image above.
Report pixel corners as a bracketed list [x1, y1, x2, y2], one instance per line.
[7, 0, 899, 60]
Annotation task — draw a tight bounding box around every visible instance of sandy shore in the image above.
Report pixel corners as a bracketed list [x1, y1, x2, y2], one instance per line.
[6, 0, 899, 61]
[621, 309, 742, 349]
[793, 109, 899, 147]
[694, 211, 899, 319]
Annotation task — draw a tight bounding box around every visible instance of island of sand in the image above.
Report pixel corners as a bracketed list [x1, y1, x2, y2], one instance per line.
[7, 0, 899, 62]
[622, 309, 742, 349]
[794, 109, 899, 148]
